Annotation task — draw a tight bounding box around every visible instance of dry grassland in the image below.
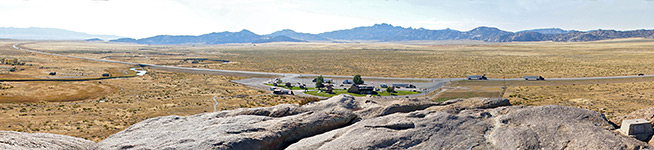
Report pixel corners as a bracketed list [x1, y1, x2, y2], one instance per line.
[24, 38, 654, 78]
[0, 70, 306, 141]
[0, 41, 307, 141]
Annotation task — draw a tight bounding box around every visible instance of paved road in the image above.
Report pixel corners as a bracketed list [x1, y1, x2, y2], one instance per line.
[487, 75, 654, 81]
[10, 43, 654, 98]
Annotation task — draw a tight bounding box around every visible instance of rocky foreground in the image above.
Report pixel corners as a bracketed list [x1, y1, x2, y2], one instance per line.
[1, 95, 652, 149]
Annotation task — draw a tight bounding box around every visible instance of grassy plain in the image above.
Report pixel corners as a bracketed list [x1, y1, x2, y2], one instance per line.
[24, 38, 654, 78]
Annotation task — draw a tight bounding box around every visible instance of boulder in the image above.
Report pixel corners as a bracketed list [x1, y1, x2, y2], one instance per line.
[489, 105, 647, 149]
[287, 105, 650, 150]
[286, 110, 497, 150]
[98, 95, 358, 150]
[0, 131, 97, 150]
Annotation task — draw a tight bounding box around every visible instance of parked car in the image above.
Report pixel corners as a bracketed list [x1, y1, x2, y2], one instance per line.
[392, 84, 416, 88]
[312, 78, 333, 83]
[342, 79, 353, 84]
[638, 73, 645, 76]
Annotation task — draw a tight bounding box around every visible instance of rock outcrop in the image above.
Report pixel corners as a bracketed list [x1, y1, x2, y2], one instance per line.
[489, 106, 646, 149]
[2, 95, 650, 149]
[0, 131, 97, 150]
[287, 103, 649, 150]
[97, 95, 358, 150]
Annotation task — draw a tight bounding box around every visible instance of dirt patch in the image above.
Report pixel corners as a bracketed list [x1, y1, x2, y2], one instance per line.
[0, 81, 113, 103]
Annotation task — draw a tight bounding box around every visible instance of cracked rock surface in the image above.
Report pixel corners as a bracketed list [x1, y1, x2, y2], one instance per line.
[97, 95, 358, 150]
[287, 97, 650, 150]
[1, 95, 650, 150]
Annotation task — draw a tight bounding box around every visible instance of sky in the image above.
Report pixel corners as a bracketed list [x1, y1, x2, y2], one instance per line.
[1, 0, 653, 38]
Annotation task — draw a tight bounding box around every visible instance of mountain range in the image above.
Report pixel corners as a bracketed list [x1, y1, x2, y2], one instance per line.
[112, 30, 304, 45]
[0, 27, 121, 40]
[2, 24, 653, 44]
[110, 23, 654, 44]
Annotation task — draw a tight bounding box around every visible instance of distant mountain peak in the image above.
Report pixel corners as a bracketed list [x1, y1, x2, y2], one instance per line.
[470, 26, 502, 32]
[373, 23, 393, 27]
[271, 29, 298, 34]
[518, 28, 576, 34]
[110, 30, 305, 45]
[238, 29, 256, 34]
[268, 29, 329, 41]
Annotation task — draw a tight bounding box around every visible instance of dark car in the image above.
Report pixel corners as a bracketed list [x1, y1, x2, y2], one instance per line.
[342, 79, 353, 84]
[524, 76, 545, 81]
[312, 78, 332, 83]
[638, 73, 645, 76]
[466, 74, 487, 80]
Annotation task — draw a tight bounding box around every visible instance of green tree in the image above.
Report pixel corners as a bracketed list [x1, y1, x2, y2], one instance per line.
[315, 75, 324, 89]
[353, 75, 364, 85]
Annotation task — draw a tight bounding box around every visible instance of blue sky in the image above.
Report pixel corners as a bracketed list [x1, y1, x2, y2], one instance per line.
[1, 0, 653, 38]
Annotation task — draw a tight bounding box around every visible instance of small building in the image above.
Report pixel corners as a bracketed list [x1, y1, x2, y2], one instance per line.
[467, 75, 487, 80]
[348, 84, 376, 94]
[524, 76, 545, 81]
[392, 84, 416, 89]
[619, 119, 653, 141]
